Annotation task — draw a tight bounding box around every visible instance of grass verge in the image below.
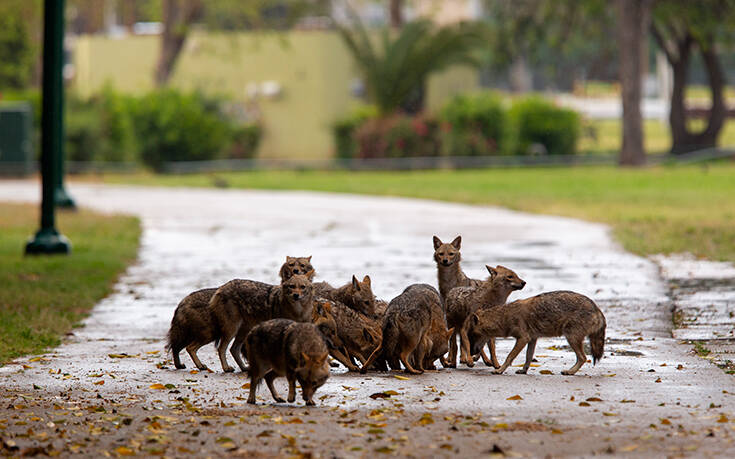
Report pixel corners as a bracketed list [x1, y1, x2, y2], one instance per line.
[0, 203, 141, 364]
[98, 163, 735, 262]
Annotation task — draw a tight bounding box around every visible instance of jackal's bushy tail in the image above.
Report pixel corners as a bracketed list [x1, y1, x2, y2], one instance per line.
[589, 312, 606, 365]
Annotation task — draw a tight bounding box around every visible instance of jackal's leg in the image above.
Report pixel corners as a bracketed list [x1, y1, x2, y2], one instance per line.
[264, 371, 284, 403]
[494, 338, 529, 374]
[172, 347, 185, 369]
[459, 328, 475, 367]
[516, 338, 537, 374]
[247, 362, 265, 404]
[330, 348, 358, 372]
[562, 336, 587, 375]
[479, 346, 493, 367]
[229, 338, 249, 372]
[185, 343, 208, 371]
[359, 343, 383, 374]
[287, 375, 296, 403]
[444, 330, 458, 368]
[488, 338, 500, 368]
[217, 332, 236, 373]
[399, 346, 423, 375]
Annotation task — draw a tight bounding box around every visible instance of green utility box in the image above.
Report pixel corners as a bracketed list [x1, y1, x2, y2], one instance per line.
[0, 103, 34, 176]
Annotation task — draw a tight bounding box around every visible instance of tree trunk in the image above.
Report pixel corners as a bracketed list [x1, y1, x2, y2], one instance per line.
[616, 0, 649, 166]
[654, 28, 726, 154]
[389, 0, 403, 28]
[154, 0, 201, 87]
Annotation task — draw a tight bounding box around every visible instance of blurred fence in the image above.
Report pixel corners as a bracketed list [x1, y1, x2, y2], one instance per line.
[2, 148, 732, 177]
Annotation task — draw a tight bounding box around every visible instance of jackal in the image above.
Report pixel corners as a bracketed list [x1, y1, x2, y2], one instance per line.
[245, 319, 330, 406]
[321, 297, 382, 370]
[166, 288, 218, 370]
[279, 256, 315, 281]
[465, 291, 606, 375]
[315, 275, 377, 317]
[209, 274, 314, 372]
[360, 284, 438, 374]
[448, 265, 525, 367]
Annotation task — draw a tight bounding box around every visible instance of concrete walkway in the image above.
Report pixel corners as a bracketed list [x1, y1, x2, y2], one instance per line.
[1, 180, 733, 457]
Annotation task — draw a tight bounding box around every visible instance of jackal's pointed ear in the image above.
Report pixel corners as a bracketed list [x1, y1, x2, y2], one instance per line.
[432, 235, 442, 250]
[446, 327, 455, 339]
[307, 255, 312, 261]
[363, 275, 371, 287]
[352, 275, 360, 290]
[317, 352, 328, 365]
[451, 235, 462, 249]
[471, 313, 480, 326]
[286, 256, 294, 262]
[363, 328, 375, 344]
[301, 352, 311, 363]
[486, 265, 497, 277]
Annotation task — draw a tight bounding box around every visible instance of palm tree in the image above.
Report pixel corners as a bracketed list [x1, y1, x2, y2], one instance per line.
[336, 18, 483, 115]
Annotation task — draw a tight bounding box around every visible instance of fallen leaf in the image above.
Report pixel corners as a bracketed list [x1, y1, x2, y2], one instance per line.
[551, 428, 563, 434]
[620, 399, 636, 403]
[241, 383, 250, 389]
[717, 414, 729, 423]
[375, 446, 394, 453]
[507, 395, 523, 400]
[114, 446, 135, 456]
[539, 370, 553, 375]
[94, 380, 104, 386]
[393, 375, 410, 381]
[603, 412, 617, 417]
[586, 397, 603, 402]
[655, 377, 662, 383]
[660, 418, 671, 425]
[620, 444, 639, 452]
[29, 357, 41, 362]
[149, 384, 166, 390]
[417, 413, 434, 425]
[370, 392, 392, 400]
[579, 402, 590, 407]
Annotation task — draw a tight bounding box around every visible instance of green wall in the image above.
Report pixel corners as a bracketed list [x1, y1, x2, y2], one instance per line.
[73, 31, 478, 160]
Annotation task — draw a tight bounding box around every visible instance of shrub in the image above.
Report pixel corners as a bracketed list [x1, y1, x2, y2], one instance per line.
[440, 92, 506, 156]
[228, 123, 262, 159]
[332, 105, 378, 159]
[354, 114, 441, 159]
[127, 89, 232, 172]
[508, 96, 581, 156]
[66, 87, 137, 163]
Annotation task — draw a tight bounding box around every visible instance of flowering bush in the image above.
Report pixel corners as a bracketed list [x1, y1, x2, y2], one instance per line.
[354, 115, 441, 159]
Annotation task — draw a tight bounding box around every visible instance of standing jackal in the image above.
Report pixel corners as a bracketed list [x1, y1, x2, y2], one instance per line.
[209, 274, 314, 372]
[360, 284, 438, 374]
[166, 288, 218, 370]
[465, 291, 606, 375]
[448, 265, 525, 368]
[246, 319, 330, 406]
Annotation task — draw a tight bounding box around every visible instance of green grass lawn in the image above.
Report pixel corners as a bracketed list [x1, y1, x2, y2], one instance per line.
[99, 164, 735, 262]
[0, 203, 141, 364]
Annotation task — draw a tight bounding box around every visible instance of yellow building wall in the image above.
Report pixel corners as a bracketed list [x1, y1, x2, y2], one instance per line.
[73, 31, 478, 160]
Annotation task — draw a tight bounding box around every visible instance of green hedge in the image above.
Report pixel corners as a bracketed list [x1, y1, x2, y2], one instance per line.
[508, 96, 581, 156]
[439, 92, 506, 156]
[1, 87, 262, 170]
[332, 93, 582, 159]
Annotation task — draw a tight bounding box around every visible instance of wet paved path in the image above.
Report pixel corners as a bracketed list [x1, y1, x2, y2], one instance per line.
[1, 180, 734, 457]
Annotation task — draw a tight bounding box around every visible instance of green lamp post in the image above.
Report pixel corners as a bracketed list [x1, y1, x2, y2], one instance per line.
[25, 0, 72, 255]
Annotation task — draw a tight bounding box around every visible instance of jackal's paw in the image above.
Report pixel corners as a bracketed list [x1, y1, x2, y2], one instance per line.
[561, 370, 576, 376]
[223, 366, 235, 373]
[247, 398, 256, 405]
[491, 369, 504, 375]
[273, 396, 286, 403]
[515, 369, 527, 374]
[287, 396, 295, 403]
[174, 363, 186, 370]
[305, 399, 316, 406]
[196, 365, 208, 371]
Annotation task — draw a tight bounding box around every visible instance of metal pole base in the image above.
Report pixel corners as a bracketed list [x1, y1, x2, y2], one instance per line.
[54, 187, 76, 209]
[25, 227, 71, 255]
